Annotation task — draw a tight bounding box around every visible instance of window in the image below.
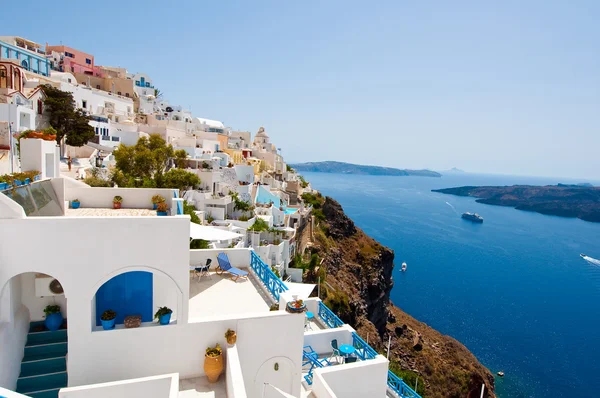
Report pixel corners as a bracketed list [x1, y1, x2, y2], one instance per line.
[82, 100, 87, 109]
[85, 58, 91, 65]
[96, 85, 100, 89]
[37, 100, 43, 115]
[117, 91, 122, 95]
[68, 78, 72, 83]
[125, 93, 129, 97]
[65, 52, 74, 58]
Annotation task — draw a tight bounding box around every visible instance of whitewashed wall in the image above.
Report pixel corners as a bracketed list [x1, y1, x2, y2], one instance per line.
[226, 345, 247, 398]
[59, 373, 179, 398]
[20, 139, 60, 179]
[64, 187, 177, 209]
[313, 355, 389, 398]
[189, 248, 251, 269]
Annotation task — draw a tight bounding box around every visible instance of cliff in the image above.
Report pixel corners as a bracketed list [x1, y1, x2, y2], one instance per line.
[433, 185, 600, 223]
[290, 161, 441, 177]
[297, 193, 495, 398]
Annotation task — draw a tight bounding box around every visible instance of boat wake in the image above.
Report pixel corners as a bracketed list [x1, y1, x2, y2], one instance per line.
[581, 254, 600, 267]
[445, 202, 458, 215]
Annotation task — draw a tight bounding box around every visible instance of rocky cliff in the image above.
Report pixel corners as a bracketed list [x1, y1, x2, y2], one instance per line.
[297, 193, 495, 398]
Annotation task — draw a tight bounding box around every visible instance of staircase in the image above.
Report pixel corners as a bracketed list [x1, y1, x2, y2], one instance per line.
[16, 321, 68, 398]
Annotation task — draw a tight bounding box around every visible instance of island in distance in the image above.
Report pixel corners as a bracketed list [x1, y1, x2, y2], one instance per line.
[290, 161, 441, 177]
[433, 184, 600, 223]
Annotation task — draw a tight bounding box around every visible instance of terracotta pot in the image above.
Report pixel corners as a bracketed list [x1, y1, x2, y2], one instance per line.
[204, 353, 223, 383]
[113, 202, 121, 209]
[226, 333, 237, 345]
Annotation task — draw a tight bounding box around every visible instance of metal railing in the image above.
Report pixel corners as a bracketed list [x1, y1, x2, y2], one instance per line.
[317, 301, 344, 329]
[351, 332, 378, 360]
[250, 250, 288, 301]
[387, 371, 420, 398]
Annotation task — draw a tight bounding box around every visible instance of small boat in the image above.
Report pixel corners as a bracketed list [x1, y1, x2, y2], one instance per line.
[401, 262, 407, 272]
[497, 371, 504, 377]
[580, 253, 586, 258]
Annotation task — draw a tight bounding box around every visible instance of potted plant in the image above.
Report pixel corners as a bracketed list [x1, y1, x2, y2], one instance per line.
[0, 175, 9, 191]
[154, 306, 173, 325]
[156, 202, 169, 216]
[113, 196, 123, 209]
[152, 194, 165, 210]
[71, 199, 81, 209]
[204, 344, 223, 383]
[286, 298, 306, 314]
[43, 305, 63, 331]
[101, 309, 117, 330]
[225, 328, 237, 345]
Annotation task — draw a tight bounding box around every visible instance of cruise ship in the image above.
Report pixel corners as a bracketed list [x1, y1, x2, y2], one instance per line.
[461, 212, 484, 223]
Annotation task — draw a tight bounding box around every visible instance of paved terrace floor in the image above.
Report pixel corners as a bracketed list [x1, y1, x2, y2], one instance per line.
[189, 271, 272, 319]
[179, 376, 225, 397]
[66, 208, 157, 216]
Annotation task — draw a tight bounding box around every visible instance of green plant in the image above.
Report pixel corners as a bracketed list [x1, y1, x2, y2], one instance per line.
[154, 306, 173, 320]
[206, 343, 222, 357]
[298, 175, 309, 188]
[224, 329, 236, 339]
[72, 199, 80, 203]
[271, 266, 281, 278]
[42, 85, 95, 146]
[270, 303, 280, 311]
[83, 176, 113, 187]
[43, 305, 61, 316]
[113, 195, 123, 203]
[152, 194, 166, 204]
[157, 202, 169, 212]
[190, 239, 210, 249]
[183, 200, 200, 224]
[238, 214, 250, 221]
[249, 217, 269, 232]
[101, 309, 116, 321]
[207, 215, 215, 224]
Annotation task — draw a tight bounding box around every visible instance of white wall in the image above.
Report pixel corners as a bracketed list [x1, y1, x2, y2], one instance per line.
[302, 326, 354, 355]
[59, 373, 179, 398]
[313, 356, 389, 398]
[20, 138, 60, 180]
[59, 82, 134, 119]
[189, 248, 251, 269]
[20, 273, 68, 321]
[0, 275, 29, 390]
[226, 345, 248, 398]
[64, 187, 177, 209]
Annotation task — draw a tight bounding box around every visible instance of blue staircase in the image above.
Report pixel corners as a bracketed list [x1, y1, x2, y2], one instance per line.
[16, 321, 68, 398]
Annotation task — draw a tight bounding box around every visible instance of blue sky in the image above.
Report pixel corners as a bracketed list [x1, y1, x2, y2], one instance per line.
[4, 1, 599, 179]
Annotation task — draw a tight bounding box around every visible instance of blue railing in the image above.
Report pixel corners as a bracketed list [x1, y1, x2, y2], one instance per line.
[351, 332, 378, 360]
[176, 200, 183, 215]
[318, 301, 344, 328]
[387, 371, 420, 398]
[250, 251, 288, 301]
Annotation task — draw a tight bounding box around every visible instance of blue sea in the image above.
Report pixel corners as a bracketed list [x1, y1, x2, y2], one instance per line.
[302, 172, 600, 398]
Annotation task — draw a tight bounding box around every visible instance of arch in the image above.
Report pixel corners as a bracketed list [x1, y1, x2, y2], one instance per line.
[0, 65, 7, 88]
[20, 59, 28, 70]
[89, 266, 183, 329]
[253, 356, 297, 398]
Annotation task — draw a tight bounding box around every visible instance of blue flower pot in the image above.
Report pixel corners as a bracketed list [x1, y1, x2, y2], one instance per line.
[24, 178, 31, 185]
[14, 179, 23, 186]
[71, 202, 80, 209]
[157, 211, 168, 216]
[34, 174, 41, 181]
[159, 313, 172, 325]
[153, 203, 158, 210]
[0, 182, 8, 190]
[45, 312, 63, 331]
[101, 318, 116, 330]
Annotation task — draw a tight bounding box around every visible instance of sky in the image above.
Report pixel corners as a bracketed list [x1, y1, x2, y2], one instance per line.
[4, 1, 599, 179]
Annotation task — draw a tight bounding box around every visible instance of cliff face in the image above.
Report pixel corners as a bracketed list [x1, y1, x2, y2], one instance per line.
[298, 195, 495, 398]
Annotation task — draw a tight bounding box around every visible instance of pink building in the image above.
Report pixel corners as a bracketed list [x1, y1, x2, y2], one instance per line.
[45, 44, 102, 77]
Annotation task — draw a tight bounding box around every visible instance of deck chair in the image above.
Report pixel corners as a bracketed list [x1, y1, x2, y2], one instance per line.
[216, 252, 248, 282]
[303, 347, 332, 385]
[330, 339, 342, 364]
[194, 259, 212, 280]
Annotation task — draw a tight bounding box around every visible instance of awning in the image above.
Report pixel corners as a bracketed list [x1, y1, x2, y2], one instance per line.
[189, 223, 243, 241]
[283, 282, 316, 299]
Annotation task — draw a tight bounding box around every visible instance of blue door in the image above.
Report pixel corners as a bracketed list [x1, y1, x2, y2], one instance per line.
[95, 271, 153, 326]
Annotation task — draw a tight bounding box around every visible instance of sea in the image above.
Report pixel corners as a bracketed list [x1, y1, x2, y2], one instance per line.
[301, 171, 600, 398]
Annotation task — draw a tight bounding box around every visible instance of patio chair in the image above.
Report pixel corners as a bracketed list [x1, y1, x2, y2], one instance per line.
[303, 348, 332, 385]
[330, 339, 342, 363]
[216, 252, 248, 282]
[194, 259, 212, 280]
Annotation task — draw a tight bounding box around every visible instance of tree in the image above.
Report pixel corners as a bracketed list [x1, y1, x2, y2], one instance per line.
[41, 85, 94, 146]
[112, 134, 198, 189]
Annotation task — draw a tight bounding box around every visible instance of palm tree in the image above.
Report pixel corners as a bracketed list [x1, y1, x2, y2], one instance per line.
[154, 88, 163, 100]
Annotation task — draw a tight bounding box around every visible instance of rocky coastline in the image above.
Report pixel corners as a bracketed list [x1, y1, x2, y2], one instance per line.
[297, 193, 495, 398]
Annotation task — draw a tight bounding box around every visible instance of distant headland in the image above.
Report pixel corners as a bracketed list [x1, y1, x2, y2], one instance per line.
[433, 184, 600, 223]
[290, 161, 441, 177]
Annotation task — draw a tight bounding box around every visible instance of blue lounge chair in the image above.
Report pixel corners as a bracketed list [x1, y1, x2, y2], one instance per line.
[216, 252, 248, 282]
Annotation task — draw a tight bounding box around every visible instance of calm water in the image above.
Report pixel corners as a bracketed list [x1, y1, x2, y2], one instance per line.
[303, 172, 600, 398]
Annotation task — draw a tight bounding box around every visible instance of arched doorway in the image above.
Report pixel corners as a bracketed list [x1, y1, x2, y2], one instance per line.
[20, 59, 28, 70]
[0, 272, 68, 394]
[253, 356, 296, 398]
